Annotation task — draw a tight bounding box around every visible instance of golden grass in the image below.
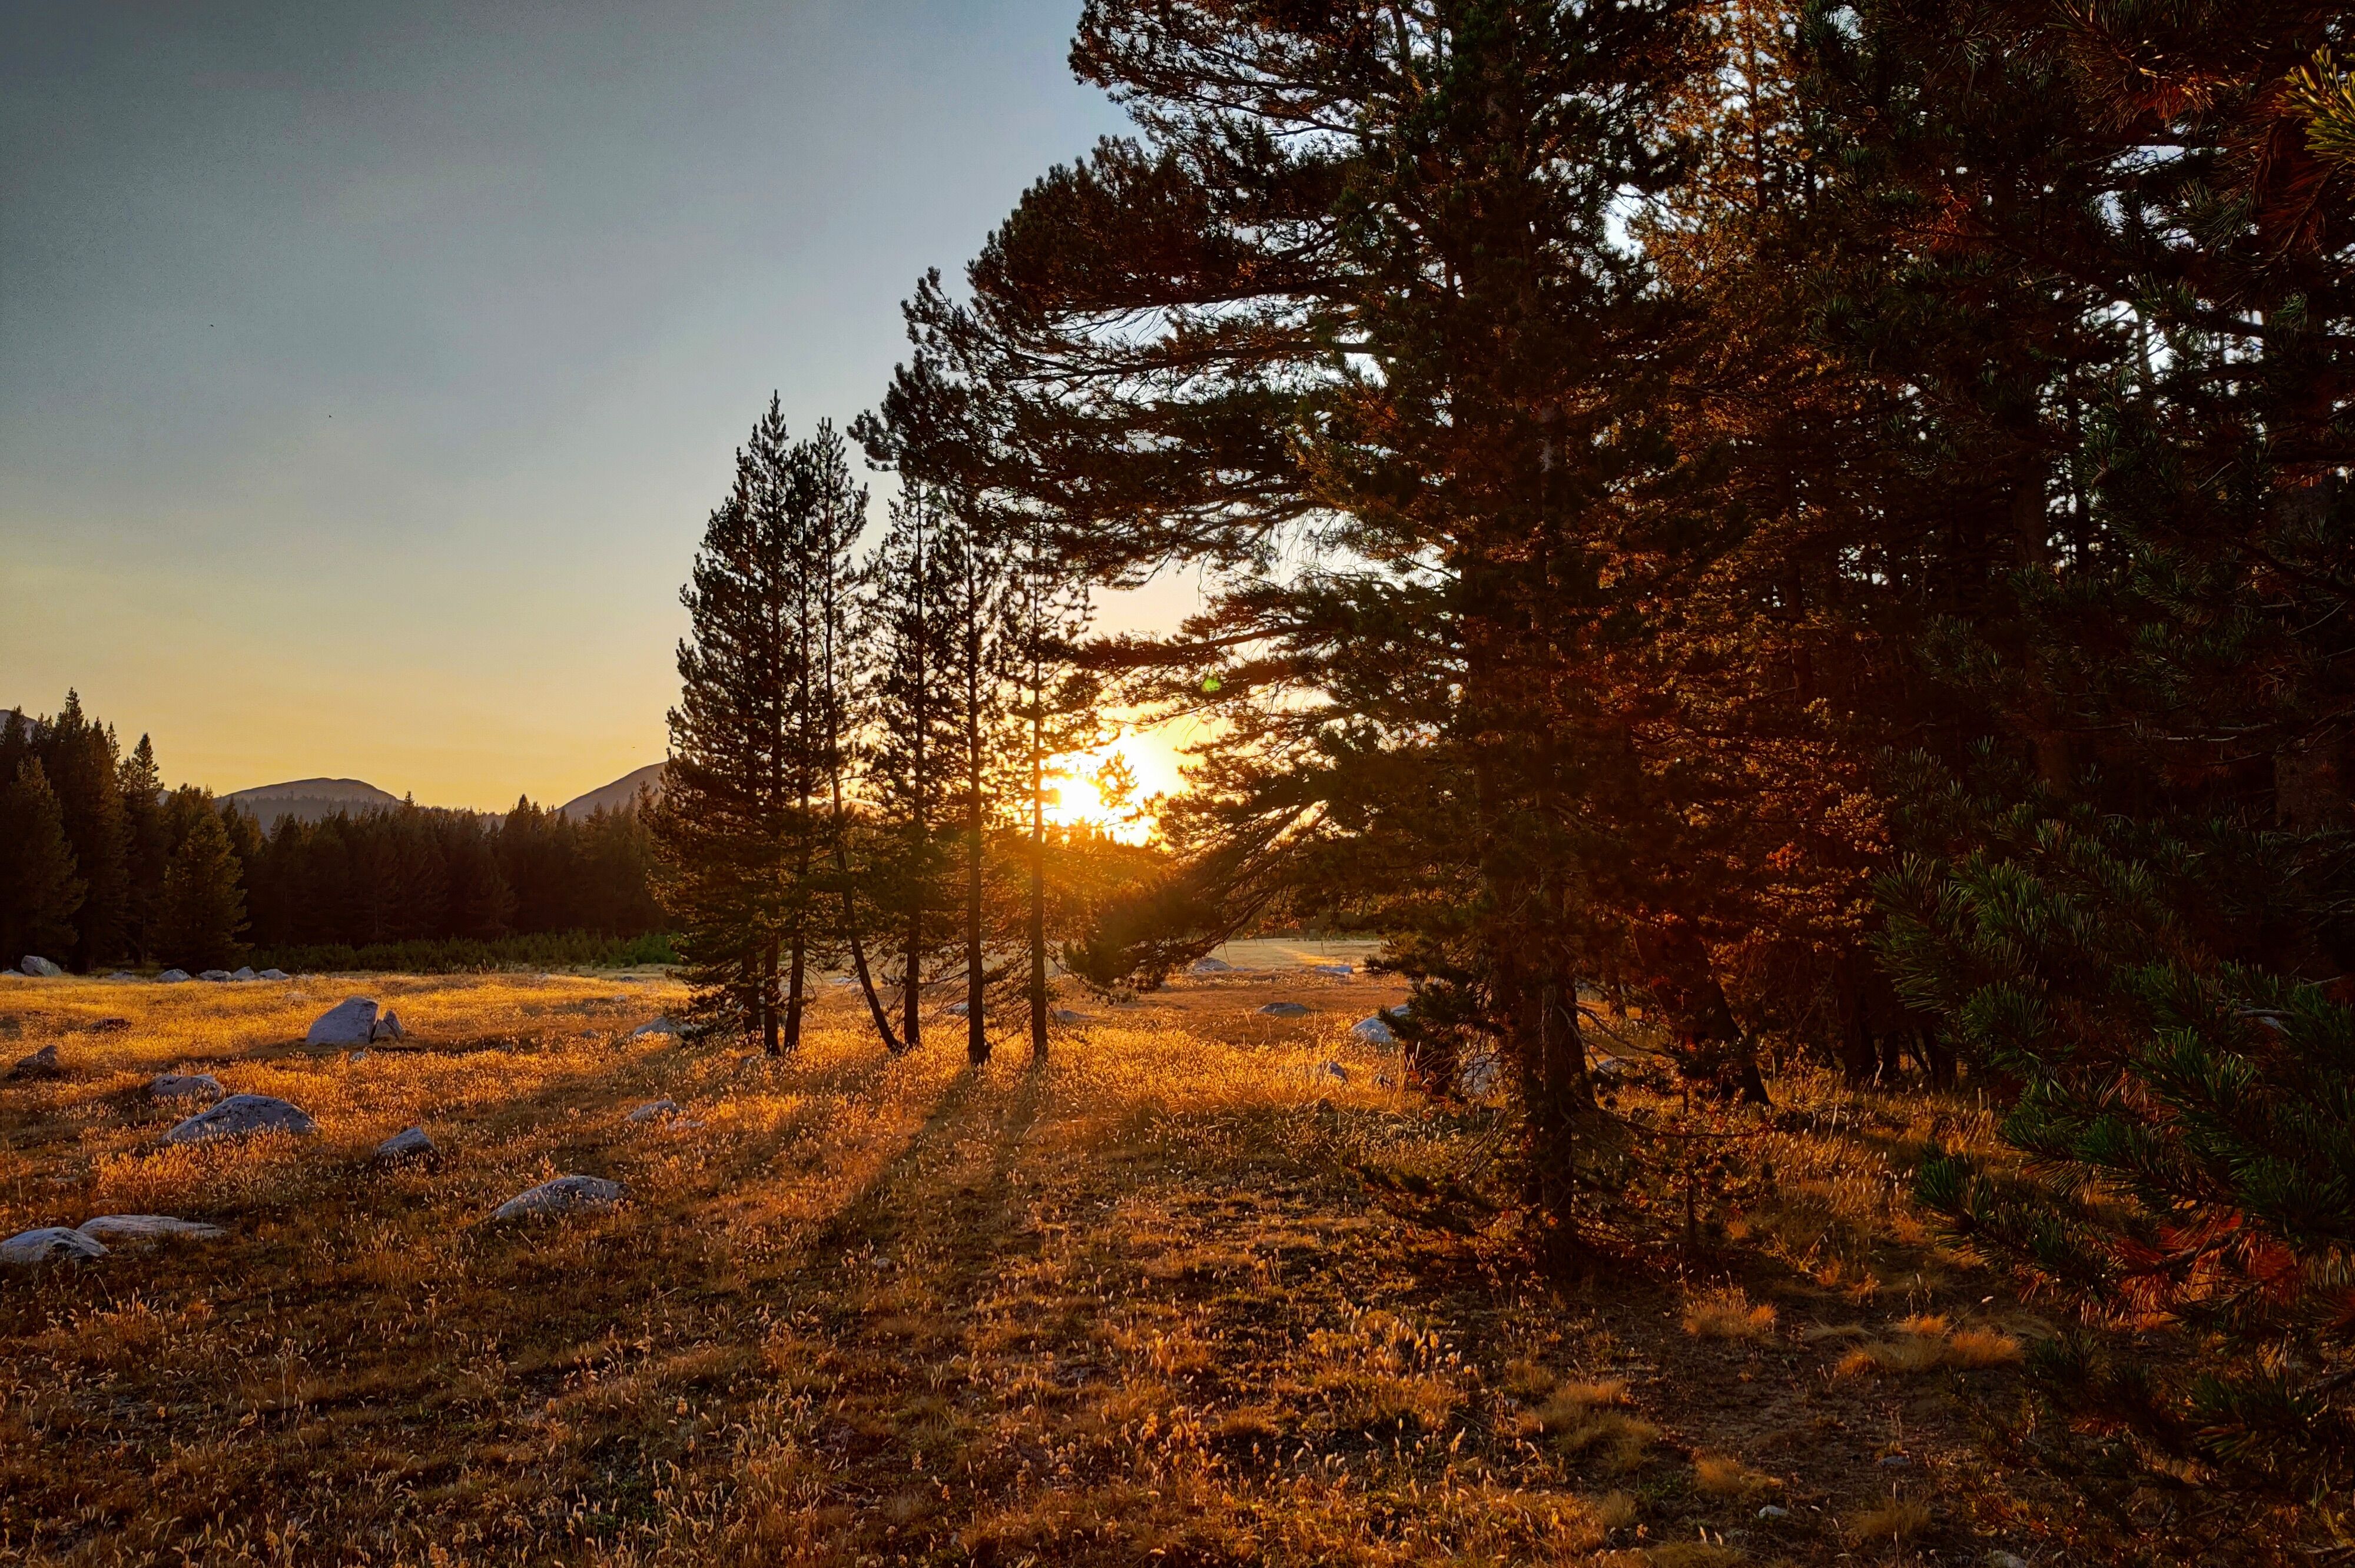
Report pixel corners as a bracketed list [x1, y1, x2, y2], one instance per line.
[1682, 1285, 1777, 1340]
[1835, 1313, 2026, 1377]
[0, 970, 2129, 1564]
[1850, 1496, 1935, 1544]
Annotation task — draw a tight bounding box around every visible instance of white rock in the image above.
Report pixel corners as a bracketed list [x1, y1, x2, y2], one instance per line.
[946, 1001, 970, 1017]
[349, 1049, 368, 1062]
[1051, 1008, 1084, 1024]
[372, 1009, 406, 1042]
[1757, 1504, 1792, 1520]
[198, 969, 231, 983]
[151, 1072, 224, 1101]
[493, 1174, 625, 1221]
[1315, 1059, 1350, 1082]
[1310, 963, 1354, 978]
[1188, 956, 1232, 976]
[1458, 1050, 1503, 1100]
[305, 998, 379, 1048]
[75, 1214, 225, 1245]
[625, 1098, 680, 1124]
[230, 966, 257, 982]
[9, 1045, 63, 1079]
[376, 1126, 436, 1161]
[1986, 1556, 2029, 1568]
[1258, 1002, 1312, 1018]
[631, 1016, 681, 1038]
[1, 1225, 105, 1264]
[157, 969, 191, 983]
[161, 1093, 317, 1145]
[257, 968, 290, 981]
[1349, 1015, 1398, 1046]
[19, 955, 63, 978]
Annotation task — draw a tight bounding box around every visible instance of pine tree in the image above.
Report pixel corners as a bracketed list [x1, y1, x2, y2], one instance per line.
[118, 734, 168, 962]
[154, 804, 247, 972]
[0, 758, 85, 967]
[655, 398, 806, 1051]
[40, 692, 130, 969]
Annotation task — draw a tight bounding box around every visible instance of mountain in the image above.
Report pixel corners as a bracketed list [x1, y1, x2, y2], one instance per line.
[558, 762, 666, 820]
[224, 777, 404, 829]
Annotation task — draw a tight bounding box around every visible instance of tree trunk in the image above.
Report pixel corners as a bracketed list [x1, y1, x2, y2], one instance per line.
[968, 700, 989, 1067]
[1028, 707, 1048, 1062]
[761, 936, 780, 1057]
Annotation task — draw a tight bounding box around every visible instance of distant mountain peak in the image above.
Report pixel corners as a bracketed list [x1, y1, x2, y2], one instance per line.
[225, 777, 404, 829]
[558, 762, 667, 820]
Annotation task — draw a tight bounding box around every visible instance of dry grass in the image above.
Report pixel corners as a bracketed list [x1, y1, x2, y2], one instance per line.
[1681, 1285, 1777, 1340]
[1835, 1313, 2026, 1377]
[0, 971, 2183, 1564]
[1850, 1496, 1935, 1545]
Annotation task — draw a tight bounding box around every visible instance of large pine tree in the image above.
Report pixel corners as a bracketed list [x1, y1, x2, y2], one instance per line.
[154, 803, 247, 972]
[0, 756, 85, 968]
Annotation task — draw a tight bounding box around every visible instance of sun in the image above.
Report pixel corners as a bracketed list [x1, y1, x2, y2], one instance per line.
[1043, 729, 1186, 843]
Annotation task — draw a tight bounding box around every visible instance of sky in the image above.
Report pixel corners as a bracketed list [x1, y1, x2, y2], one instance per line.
[0, 0, 1202, 816]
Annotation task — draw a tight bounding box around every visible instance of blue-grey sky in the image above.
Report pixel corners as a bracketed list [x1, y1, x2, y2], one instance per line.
[1, 1, 1189, 810]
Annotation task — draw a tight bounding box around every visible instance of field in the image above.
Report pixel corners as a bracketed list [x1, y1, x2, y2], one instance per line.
[0, 966, 2182, 1566]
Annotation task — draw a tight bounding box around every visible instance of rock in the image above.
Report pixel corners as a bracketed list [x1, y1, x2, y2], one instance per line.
[1349, 1014, 1398, 1047]
[160, 1093, 317, 1146]
[230, 966, 257, 982]
[1458, 1049, 1503, 1099]
[946, 1001, 970, 1017]
[305, 998, 380, 1048]
[350, 1049, 368, 1062]
[85, 1016, 130, 1034]
[1316, 1059, 1350, 1082]
[151, 1072, 224, 1101]
[157, 969, 191, 983]
[1188, 956, 1232, 976]
[372, 1010, 406, 1042]
[625, 1098, 680, 1124]
[1258, 1002, 1312, 1018]
[577, 1028, 600, 1039]
[1310, 962, 1354, 977]
[1592, 1055, 1633, 1083]
[8, 1045, 63, 1080]
[615, 975, 643, 984]
[375, 1126, 436, 1161]
[1986, 1554, 2029, 1568]
[1, 1226, 106, 1265]
[105, 970, 136, 980]
[198, 969, 231, 982]
[492, 1174, 625, 1221]
[257, 968, 290, 981]
[1756, 1505, 1792, 1521]
[1876, 1453, 1912, 1468]
[75, 1214, 226, 1245]
[632, 1016, 681, 1039]
[1051, 1008, 1084, 1024]
[19, 955, 63, 978]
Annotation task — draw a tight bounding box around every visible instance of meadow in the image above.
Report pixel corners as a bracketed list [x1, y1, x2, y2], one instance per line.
[0, 966, 2155, 1566]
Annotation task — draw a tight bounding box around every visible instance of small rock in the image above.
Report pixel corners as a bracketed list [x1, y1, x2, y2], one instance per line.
[1316, 1059, 1350, 1082]
[1310, 962, 1354, 977]
[375, 1126, 436, 1161]
[625, 1098, 680, 1124]
[230, 966, 257, 982]
[8, 1045, 63, 1080]
[75, 1214, 225, 1245]
[1593, 1055, 1634, 1083]
[946, 1001, 970, 1017]
[305, 998, 379, 1048]
[349, 1048, 369, 1062]
[1258, 1002, 1312, 1018]
[1051, 1008, 1084, 1024]
[1349, 1014, 1398, 1047]
[157, 969, 191, 983]
[257, 968, 290, 981]
[372, 1010, 406, 1042]
[1, 1225, 105, 1264]
[577, 1028, 600, 1039]
[632, 1016, 681, 1039]
[198, 969, 231, 983]
[105, 970, 136, 981]
[1458, 1050, 1503, 1099]
[151, 1072, 225, 1101]
[85, 1016, 130, 1034]
[1986, 1554, 2029, 1568]
[1188, 956, 1232, 976]
[18, 955, 63, 978]
[1877, 1453, 1912, 1468]
[161, 1093, 317, 1145]
[1757, 1505, 1792, 1520]
[615, 975, 644, 984]
[492, 1174, 625, 1221]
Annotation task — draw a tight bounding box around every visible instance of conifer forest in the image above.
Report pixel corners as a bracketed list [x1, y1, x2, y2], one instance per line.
[8, 5, 2355, 1564]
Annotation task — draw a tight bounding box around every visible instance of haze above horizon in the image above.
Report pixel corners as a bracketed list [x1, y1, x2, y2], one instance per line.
[1, 1, 1198, 812]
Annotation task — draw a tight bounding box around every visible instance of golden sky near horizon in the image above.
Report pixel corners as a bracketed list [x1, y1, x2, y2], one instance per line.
[2, 0, 1200, 821]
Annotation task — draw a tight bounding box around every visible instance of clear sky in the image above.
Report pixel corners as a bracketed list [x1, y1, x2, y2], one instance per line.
[1, 0, 1198, 812]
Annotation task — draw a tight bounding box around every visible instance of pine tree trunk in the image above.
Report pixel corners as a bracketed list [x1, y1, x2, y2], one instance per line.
[1029, 706, 1047, 1062]
[784, 927, 806, 1053]
[762, 937, 780, 1056]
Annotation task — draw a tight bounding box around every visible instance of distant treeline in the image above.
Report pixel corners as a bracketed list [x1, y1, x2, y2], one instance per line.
[0, 693, 665, 972]
[245, 931, 679, 976]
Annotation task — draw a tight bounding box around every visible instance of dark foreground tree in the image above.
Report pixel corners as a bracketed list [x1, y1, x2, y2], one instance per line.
[0, 757, 85, 967]
[154, 805, 247, 972]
